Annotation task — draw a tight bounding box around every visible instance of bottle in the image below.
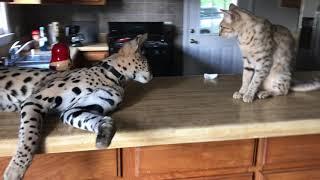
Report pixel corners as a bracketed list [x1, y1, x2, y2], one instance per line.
[31, 30, 40, 49]
[39, 27, 48, 51]
[48, 22, 60, 47]
[49, 42, 71, 71]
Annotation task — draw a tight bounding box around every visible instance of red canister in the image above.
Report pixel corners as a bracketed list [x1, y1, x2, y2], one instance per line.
[50, 43, 71, 71]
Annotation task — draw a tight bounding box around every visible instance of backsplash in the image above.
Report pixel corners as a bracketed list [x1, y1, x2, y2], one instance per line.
[7, 0, 183, 45]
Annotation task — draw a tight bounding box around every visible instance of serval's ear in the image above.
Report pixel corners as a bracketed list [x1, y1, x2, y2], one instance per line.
[136, 33, 148, 47]
[119, 34, 148, 56]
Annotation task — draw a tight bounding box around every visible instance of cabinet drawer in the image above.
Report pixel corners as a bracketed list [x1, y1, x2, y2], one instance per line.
[123, 140, 255, 179]
[0, 149, 118, 179]
[263, 135, 320, 169]
[263, 168, 320, 180]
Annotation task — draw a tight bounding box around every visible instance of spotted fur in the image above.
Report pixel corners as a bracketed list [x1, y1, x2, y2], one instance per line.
[219, 4, 298, 102]
[3, 34, 152, 180]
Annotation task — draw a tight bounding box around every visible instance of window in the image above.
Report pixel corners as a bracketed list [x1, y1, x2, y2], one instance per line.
[200, 0, 237, 34]
[0, 2, 9, 35]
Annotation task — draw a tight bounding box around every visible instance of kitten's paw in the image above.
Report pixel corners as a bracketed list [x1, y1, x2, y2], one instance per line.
[233, 91, 243, 99]
[96, 117, 116, 149]
[243, 94, 255, 103]
[4, 160, 25, 180]
[257, 91, 273, 99]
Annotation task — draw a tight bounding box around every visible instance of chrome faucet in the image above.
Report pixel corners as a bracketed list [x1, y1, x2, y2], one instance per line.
[7, 40, 35, 64]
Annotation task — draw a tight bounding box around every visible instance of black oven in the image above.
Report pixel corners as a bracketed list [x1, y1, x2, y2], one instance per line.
[107, 22, 174, 77]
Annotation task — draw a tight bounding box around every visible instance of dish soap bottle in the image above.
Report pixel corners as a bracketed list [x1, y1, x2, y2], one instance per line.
[39, 26, 48, 51]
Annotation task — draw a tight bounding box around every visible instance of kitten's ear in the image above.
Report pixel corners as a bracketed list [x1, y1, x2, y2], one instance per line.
[220, 9, 231, 15]
[220, 9, 239, 23]
[229, 3, 238, 10]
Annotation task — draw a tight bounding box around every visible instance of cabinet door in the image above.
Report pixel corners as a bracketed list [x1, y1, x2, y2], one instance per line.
[258, 135, 320, 170]
[122, 140, 255, 179]
[263, 168, 320, 180]
[0, 149, 118, 179]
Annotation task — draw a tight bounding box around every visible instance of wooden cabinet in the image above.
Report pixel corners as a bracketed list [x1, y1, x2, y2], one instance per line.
[73, 0, 105, 5]
[72, 51, 108, 68]
[42, 0, 105, 5]
[186, 174, 253, 180]
[263, 169, 320, 180]
[259, 135, 320, 170]
[1, 135, 320, 179]
[122, 140, 255, 179]
[82, 51, 108, 62]
[10, 0, 106, 5]
[256, 134, 320, 180]
[0, 149, 118, 180]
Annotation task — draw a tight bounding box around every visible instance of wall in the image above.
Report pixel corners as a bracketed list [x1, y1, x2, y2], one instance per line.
[301, 0, 320, 18]
[6, 0, 184, 74]
[252, 0, 300, 32]
[6, 0, 183, 44]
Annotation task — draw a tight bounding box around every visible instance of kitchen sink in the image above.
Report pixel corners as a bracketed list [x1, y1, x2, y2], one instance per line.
[8, 51, 51, 69]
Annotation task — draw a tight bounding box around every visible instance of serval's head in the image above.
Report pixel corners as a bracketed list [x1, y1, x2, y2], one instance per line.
[106, 33, 153, 83]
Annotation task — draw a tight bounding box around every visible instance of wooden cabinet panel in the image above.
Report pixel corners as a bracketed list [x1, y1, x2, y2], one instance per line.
[74, 0, 105, 5]
[185, 174, 253, 180]
[262, 135, 320, 170]
[0, 149, 118, 180]
[40, 0, 72, 4]
[83, 51, 108, 61]
[41, 0, 105, 5]
[263, 168, 320, 180]
[122, 140, 255, 179]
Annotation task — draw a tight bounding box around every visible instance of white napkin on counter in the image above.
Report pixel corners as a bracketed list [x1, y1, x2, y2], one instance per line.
[204, 73, 218, 80]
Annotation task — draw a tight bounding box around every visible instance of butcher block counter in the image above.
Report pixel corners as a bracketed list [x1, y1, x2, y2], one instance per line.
[1, 74, 320, 179]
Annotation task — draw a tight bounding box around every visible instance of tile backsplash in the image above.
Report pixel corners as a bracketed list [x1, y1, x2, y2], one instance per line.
[7, 0, 183, 45]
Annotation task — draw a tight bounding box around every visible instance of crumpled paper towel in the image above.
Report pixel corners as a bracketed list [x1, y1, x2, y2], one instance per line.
[204, 73, 218, 80]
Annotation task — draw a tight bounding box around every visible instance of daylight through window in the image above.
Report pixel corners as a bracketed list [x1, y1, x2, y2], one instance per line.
[200, 0, 237, 34]
[0, 2, 9, 35]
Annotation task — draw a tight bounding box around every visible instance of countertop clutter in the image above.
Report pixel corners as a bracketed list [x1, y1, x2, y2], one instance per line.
[1, 73, 320, 156]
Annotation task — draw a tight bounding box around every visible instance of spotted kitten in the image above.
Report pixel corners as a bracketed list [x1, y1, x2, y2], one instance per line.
[219, 4, 319, 102]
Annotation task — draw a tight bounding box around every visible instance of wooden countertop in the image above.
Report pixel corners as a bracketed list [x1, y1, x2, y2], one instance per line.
[1, 74, 320, 156]
[77, 43, 108, 52]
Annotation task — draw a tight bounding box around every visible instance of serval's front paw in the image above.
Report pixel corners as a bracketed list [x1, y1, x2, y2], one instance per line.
[243, 93, 255, 103]
[233, 91, 243, 99]
[4, 159, 26, 180]
[96, 117, 116, 149]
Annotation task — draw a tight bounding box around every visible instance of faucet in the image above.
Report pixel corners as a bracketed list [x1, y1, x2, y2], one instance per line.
[7, 40, 35, 65]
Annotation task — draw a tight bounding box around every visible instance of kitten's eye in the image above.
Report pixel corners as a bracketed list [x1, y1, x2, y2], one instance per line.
[220, 25, 232, 30]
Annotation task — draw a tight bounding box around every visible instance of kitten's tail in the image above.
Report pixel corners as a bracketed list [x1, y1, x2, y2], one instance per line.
[290, 80, 320, 92]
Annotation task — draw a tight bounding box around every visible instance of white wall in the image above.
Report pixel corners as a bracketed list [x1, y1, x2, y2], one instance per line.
[252, 0, 300, 32]
[301, 0, 320, 17]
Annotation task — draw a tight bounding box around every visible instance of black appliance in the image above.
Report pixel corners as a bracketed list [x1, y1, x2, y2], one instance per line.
[107, 22, 174, 76]
[65, 25, 85, 47]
